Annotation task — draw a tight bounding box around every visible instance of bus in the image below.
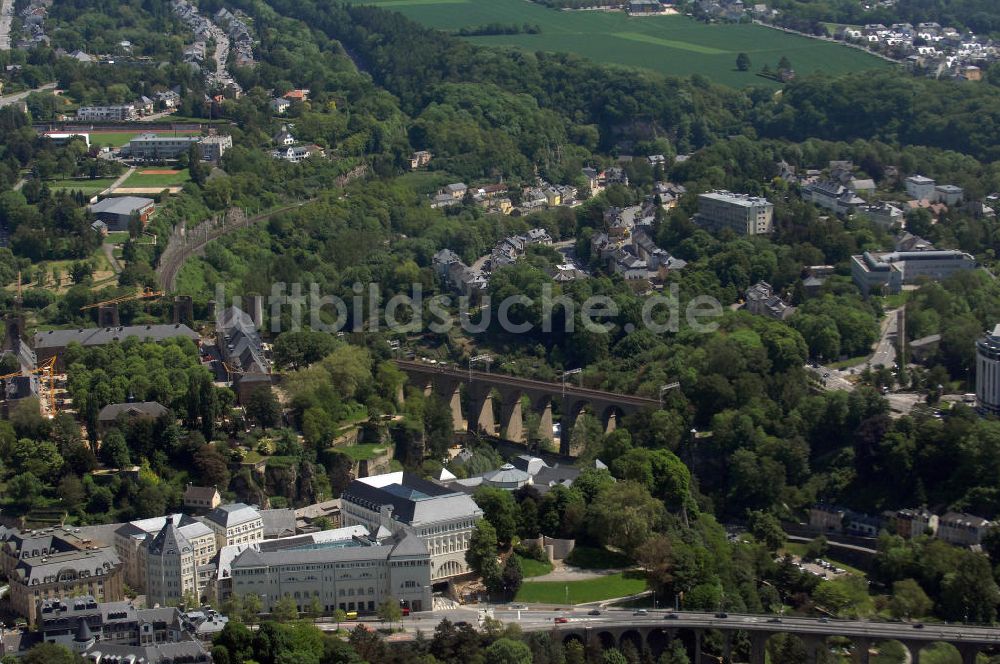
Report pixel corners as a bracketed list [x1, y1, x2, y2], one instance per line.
[346, 611, 358, 621]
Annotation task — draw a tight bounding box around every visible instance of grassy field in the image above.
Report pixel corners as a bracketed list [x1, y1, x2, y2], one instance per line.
[339, 444, 389, 461]
[122, 169, 192, 189]
[515, 554, 554, 578]
[516, 571, 646, 604]
[358, 0, 891, 87]
[47, 177, 117, 194]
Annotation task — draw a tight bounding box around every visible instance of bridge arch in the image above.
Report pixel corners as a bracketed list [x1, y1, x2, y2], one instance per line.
[561, 633, 585, 648]
[600, 403, 625, 435]
[619, 629, 643, 653]
[560, 398, 593, 456]
[596, 631, 616, 651]
[496, 389, 526, 443]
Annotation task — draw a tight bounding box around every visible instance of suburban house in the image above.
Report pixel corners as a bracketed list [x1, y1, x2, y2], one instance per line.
[76, 105, 138, 122]
[273, 125, 296, 146]
[905, 174, 937, 200]
[271, 144, 324, 162]
[270, 97, 291, 114]
[937, 512, 992, 547]
[801, 180, 866, 215]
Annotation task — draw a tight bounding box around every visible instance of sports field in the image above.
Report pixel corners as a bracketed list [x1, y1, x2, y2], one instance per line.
[359, 0, 890, 87]
[47, 177, 117, 195]
[122, 169, 191, 188]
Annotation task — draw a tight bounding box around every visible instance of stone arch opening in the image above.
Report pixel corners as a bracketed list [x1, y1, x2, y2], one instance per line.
[562, 633, 585, 648]
[596, 631, 616, 652]
[619, 629, 643, 653]
[495, 389, 525, 443]
[600, 404, 625, 435]
[560, 399, 594, 456]
[646, 628, 673, 658]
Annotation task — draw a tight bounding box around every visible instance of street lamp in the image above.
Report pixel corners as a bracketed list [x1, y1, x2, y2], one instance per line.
[469, 354, 492, 381]
[659, 382, 680, 407]
[561, 368, 582, 394]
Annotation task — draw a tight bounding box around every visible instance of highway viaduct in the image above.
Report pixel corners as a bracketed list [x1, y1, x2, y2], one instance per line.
[393, 359, 660, 455]
[538, 612, 1000, 664]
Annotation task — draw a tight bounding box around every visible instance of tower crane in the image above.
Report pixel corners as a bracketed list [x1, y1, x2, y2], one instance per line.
[0, 356, 58, 416]
[80, 287, 164, 312]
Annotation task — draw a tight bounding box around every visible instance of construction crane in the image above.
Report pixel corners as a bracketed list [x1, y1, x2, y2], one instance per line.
[221, 362, 275, 380]
[0, 356, 58, 416]
[80, 287, 165, 312]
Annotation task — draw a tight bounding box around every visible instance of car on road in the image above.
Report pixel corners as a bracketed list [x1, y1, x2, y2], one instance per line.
[588, 609, 601, 616]
[767, 617, 782, 623]
[715, 612, 728, 618]
[555, 617, 569, 624]
[665, 613, 680, 620]
[633, 609, 648, 616]
[913, 623, 925, 629]
[819, 617, 830, 623]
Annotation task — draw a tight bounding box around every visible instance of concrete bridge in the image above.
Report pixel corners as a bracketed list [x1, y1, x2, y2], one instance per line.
[543, 612, 1000, 664]
[393, 359, 660, 455]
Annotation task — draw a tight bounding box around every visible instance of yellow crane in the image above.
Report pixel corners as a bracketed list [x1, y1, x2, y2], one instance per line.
[80, 287, 165, 312]
[0, 356, 58, 416]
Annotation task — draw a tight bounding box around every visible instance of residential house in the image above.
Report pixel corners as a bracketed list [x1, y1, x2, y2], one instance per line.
[270, 97, 291, 114]
[905, 175, 937, 200]
[97, 401, 169, 435]
[801, 180, 866, 215]
[271, 144, 324, 162]
[937, 512, 992, 547]
[745, 281, 795, 320]
[183, 485, 222, 512]
[409, 150, 432, 170]
[893, 508, 939, 539]
[273, 125, 296, 146]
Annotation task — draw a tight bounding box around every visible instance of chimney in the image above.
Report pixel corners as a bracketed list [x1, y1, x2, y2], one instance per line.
[97, 303, 120, 328]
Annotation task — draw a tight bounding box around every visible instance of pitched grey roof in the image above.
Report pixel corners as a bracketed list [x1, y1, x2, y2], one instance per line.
[259, 508, 296, 539]
[147, 522, 191, 556]
[33, 324, 200, 350]
[89, 196, 154, 216]
[97, 401, 168, 422]
[342, 473, 482, 526]
[229, 529, 426, 570]
[205, 503, 260, 528]
[13, 546, 120, 585]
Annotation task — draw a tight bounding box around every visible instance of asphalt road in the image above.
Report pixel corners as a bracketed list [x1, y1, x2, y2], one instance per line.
[325, 606, 1000, 648]
[0, 82, 57, 108]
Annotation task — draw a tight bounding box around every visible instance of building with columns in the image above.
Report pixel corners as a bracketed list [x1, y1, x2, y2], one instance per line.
[341, 472, 482, 580]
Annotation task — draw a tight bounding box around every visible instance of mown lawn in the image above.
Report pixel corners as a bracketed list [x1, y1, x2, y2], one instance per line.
[122, 169, 192, 189]
[516, 554, 553, 578]
[339, 443, 389, 461]
[358, 0, 890, 87]
[515, 571, 646, 604]
[47, 177, 117, 195]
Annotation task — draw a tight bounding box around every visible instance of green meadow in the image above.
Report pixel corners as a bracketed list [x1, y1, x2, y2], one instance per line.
[359, 0, 890, 87]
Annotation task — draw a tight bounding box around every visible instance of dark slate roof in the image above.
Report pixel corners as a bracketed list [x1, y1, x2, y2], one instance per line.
[33, 324, 200, 350]
[259, 508, 295, 539]
[205, 503, 260, 528]
[97, 401, 168, 422]
[342, 473, 460, 524]
[147, 521, 191, 557]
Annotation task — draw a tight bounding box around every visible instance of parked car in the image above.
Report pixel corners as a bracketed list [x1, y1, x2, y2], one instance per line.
[555, 617, 569, 624]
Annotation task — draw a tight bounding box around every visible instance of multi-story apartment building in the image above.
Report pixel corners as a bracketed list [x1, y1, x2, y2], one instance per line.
[114, 514, 216, 600]
[145, 522, 197, 607]
[0, 528, 124, 624]
[341, 472, 482, 580]
[937, 512, 993, 547]
[76, 105, 138, 122]
[694, 190, 774, 236]
[203, 503, 264, 549]
[976, 323, 1000, 416]
[229, 529, 432, 614]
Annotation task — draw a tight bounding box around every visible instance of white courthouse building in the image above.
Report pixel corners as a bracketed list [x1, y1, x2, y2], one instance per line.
[341, 472, 482, 580]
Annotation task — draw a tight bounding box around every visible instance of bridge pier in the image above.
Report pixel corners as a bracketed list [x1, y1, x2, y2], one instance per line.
[535, 398, 554, 446]
[903, 641, 921, 664]
[693, 629, 702, 664]
[469, 392, 495, 435]
[448, 387, 463, 431]
[722, 631, 732, 663]
[603, 410, 617, 435]
[500, 397, 524, 443]
[749, 633, 767, 664]
[560, 406, 579, 456]
[851, 637, 870, 664]
[801, 635, 827, 664]
[957, 645, 980, 664]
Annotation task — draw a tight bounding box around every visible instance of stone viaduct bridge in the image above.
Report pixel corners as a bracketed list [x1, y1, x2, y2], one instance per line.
[541, 612, 1000, 664]
[392, 360, 660, 455]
